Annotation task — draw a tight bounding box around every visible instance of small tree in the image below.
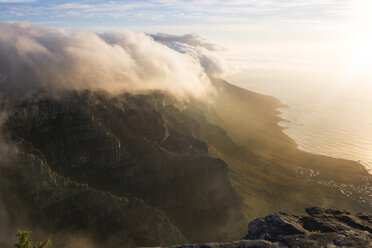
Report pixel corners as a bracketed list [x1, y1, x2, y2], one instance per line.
[14, 230, 52, 248]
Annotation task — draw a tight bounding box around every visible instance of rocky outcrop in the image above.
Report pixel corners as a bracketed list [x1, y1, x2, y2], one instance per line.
[165, 208, 372, 248]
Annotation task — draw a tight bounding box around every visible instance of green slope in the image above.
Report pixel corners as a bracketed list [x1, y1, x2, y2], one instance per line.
[193, 78, 371, 218]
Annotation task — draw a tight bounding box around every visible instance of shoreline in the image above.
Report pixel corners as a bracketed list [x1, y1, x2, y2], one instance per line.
[275, 103, 372, 175]
[232, 79, 372, 177]
[210, 78, 372, 217]
[233, 78, 372, 176]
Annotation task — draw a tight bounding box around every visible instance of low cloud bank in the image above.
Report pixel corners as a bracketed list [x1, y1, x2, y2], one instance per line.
[151, 33, 233, 78]
[0, 22, 225, 98]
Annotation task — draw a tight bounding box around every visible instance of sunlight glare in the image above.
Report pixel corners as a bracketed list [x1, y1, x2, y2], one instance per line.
[351, 0, 372, 79]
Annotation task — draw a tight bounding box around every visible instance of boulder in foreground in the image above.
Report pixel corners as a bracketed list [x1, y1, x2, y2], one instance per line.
[161, 207, 372, 248]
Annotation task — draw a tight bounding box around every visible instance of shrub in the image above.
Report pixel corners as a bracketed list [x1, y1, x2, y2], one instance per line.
[14, 230, 52, 248]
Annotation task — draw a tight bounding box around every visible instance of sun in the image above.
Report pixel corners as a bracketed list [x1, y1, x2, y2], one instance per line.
[351, 0, 372, 78]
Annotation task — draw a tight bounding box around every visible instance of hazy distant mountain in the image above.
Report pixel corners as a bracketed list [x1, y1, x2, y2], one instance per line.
[0, 79, 370, 247]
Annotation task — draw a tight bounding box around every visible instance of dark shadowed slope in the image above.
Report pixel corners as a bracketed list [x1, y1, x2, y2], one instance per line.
[1, 90, 245, 247]
[0, 151, 186, 247]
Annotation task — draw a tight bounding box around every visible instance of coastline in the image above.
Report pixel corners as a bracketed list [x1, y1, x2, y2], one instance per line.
[276, 101, 372, 175]
[208, 78, 372, 218]
[231, 79, 372, 176]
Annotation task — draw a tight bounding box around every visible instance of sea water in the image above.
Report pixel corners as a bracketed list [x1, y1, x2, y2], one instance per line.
[238, 80, 372, 173]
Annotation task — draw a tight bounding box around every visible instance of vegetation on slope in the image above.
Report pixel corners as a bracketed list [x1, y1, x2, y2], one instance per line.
[196, 79, 371, 218]
[14, 230, 52, 248]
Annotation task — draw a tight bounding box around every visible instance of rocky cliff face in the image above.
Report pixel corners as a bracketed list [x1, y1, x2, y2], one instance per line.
[162, 207, 372, 248]
[1, 90, 245, 246]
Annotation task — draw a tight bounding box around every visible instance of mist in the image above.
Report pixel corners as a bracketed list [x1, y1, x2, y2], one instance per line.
[0, 22, 231, 98]
[151, 33, 233, 78]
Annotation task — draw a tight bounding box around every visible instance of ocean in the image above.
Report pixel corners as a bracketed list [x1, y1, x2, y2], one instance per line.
[238, 80, 372, 173]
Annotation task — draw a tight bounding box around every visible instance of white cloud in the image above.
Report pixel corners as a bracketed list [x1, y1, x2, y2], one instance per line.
[151, 33, 234, 77]
[150, 33, 222, 51]
[0, 22, 214, 98]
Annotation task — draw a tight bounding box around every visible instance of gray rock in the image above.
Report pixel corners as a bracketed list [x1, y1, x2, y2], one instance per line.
[245, 213, 308, 241]
[160, 208, 372, 248]
[165, 240, 279, 248]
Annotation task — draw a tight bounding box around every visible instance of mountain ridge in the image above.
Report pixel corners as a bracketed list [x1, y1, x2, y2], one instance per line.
[0, 79, 370, 247]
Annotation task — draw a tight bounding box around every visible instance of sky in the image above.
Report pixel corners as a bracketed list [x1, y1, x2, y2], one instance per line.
[0, 0, 371, 87]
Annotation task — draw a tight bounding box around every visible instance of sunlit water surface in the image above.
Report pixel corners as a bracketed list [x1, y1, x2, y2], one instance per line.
[238, 81, 372, 173]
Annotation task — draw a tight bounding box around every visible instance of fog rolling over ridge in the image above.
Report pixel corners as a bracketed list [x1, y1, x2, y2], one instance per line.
[0, 22, 252, 247]
[0, 22, 236, 247]
[150, 33, 233, 78]
[0, 22, 233, 98]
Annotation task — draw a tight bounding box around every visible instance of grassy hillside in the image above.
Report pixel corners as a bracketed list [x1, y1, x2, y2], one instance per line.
[194, 78, 371, 219]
